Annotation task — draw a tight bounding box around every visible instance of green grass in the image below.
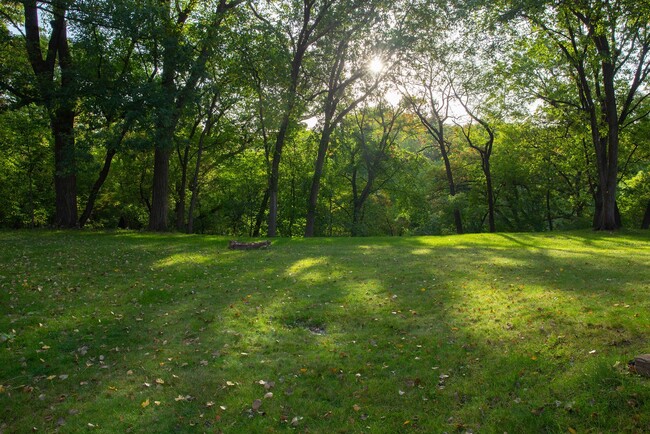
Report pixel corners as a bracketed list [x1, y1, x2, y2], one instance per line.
[1, 230, 649, 433]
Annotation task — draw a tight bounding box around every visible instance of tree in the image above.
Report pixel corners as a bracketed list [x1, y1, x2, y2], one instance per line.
[398, 59, 464, 234]
[146, 0, 244, 231]
[304, 5, 387, 237]
[502, 0, 650, 230]
[454, 90, 497, 233]
[21, 0, 78, 227]
[342, 101, 407, 235]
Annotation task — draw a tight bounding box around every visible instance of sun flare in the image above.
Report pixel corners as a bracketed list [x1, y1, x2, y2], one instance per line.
[369, 57, 384, 73]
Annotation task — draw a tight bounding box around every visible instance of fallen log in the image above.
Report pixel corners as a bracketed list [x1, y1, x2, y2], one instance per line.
[228, 240, 272, 250]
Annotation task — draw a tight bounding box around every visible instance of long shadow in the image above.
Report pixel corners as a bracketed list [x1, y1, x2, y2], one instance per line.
[1, 230, 649, 432]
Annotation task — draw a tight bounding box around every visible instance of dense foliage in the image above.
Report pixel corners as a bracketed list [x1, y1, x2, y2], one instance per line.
[0, 0, 648, 235]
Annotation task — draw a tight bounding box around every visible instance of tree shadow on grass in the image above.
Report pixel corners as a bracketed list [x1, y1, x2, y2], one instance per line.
[1, 231, 649, 432]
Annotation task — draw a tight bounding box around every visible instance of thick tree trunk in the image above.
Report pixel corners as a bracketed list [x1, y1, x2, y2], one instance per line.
[305, 128, 333, 237]
[52, 108, 78, 228]
[79, 148, 116, 228]
[149, 147, 171, 231]
[641, 200, 650, 229]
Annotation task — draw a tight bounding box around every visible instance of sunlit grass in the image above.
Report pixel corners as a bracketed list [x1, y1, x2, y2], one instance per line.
[0, 230, 649, 432]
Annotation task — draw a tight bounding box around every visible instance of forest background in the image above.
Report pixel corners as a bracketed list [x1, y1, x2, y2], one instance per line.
[1, 0, 649, 237]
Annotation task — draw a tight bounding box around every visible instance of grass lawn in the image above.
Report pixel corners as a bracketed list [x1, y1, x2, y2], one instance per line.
[1, 230, 649, 433]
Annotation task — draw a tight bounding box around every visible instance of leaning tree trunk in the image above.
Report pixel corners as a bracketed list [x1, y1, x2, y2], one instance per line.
[305, 128, 333, 237]
[252, 189, 269, 237]
[267, 118, 290, 237]
[79, 148, 116, 228]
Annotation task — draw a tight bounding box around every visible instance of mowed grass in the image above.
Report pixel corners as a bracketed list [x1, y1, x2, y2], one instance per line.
[0, 230, 649, 433]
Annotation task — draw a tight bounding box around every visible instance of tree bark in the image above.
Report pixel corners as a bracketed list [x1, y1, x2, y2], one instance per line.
[175, 143, 191, 231]
[51, 106, 78, 227]
[483, 158, 496, 233]
[149, 147, 171, 231]
[305, 128, 333, 237]
[252, 189, 269, 237]
[79, 148, 116, 228]
[24, 1, 78, 227]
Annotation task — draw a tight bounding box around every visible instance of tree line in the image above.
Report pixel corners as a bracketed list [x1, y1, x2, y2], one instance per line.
[1, 0, 648, 235]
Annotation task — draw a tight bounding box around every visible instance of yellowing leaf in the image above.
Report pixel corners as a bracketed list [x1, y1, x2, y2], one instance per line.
[141, 399, 150, 408]
[568, 428, 577, 434]
[403, 420, 411, 425]
[353, 404, 361, 412]
[47, 375, 57, 380]
[155, 378, 164, 385]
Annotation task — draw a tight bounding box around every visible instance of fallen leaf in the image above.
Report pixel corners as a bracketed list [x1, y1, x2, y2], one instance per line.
[154, 401, 161, 406]
[206, 401, 215, 407]
[353, 404, 361, 412]
[252, 399, 262, 411]
[264, 392, 273, 399]
[155, 378, 164, 385]
[568, 428, 577, 434]
[225, 381, 235, 387]
[141, 399, 150, 408]
[398, 390, 405, 395]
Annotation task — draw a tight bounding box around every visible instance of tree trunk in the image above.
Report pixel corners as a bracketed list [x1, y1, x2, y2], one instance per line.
[79, 148, 116, 228]
[149, 147, 170, 231]
[252, 189, 269, 237]
[267, 117, 290, 237]
[441, 151, 463, 234]
[641, 200, 650, 229]
[484, 158, 496, 233]
[175, 144, 191, 231]
[52, 108, 78, 228]
[305, 128, 333, 237]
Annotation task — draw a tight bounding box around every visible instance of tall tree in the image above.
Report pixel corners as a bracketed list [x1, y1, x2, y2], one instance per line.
[502, 0, 650, 230]
[343, 101, 406, 235]
[398, 60, 464, 234]
[22, 0, 77, 227]
[147, 0, 244, 231]
[252, 0, 343, 237]
[454, 83, 497, 233]
[304, 7, 386, 237]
